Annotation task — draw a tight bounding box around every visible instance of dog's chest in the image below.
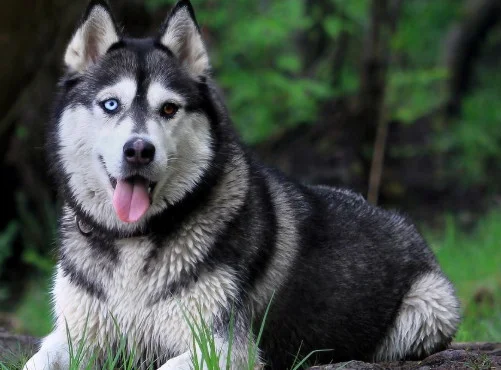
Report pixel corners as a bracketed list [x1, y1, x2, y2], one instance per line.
[106, 240, 158, 316]
[55, 233, 236, 361]
[98, 238, 194, 355]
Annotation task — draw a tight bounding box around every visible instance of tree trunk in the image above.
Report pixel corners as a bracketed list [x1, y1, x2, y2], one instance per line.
[353, 0, 401, 204]
[444, 0, 501, 116]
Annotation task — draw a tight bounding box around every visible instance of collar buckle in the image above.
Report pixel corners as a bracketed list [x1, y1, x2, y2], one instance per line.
[76, 216, 93, 236]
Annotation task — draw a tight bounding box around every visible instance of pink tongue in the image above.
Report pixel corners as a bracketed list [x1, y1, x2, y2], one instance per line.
[112, 178, 150, 223]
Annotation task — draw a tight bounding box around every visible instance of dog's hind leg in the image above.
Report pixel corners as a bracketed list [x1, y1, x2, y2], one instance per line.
[372, 272, 461, 362]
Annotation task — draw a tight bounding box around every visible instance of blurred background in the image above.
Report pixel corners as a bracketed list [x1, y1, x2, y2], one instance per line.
[0, 0, 500, 342]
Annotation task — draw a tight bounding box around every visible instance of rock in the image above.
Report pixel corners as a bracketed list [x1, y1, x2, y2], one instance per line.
[309, 361, 386, 370]
[308, 343, 501, 370]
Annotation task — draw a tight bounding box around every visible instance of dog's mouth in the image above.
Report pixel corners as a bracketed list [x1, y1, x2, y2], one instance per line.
[109, 175, 157, 224]
[109, 175, 157, 194]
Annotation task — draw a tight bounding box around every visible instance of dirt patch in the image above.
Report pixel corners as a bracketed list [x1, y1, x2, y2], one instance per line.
[310, 343, 501, 369]
[0, 330, 38, 362]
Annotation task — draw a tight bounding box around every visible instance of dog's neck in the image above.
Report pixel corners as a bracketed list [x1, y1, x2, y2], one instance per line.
[64, 143, 250, 242]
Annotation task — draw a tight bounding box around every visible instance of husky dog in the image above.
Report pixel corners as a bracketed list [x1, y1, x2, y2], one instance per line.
[24, 1, 460, 369]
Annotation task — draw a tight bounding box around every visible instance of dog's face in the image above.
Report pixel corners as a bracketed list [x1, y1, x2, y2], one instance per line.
[53, 1, 217, 231]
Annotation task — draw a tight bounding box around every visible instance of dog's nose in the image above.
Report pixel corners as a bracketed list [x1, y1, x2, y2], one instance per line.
[123, 138, 155, 165]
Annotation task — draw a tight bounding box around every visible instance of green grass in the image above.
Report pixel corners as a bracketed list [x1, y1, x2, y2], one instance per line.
[4, 209, 501, 369]
[5, 299, 317, 370]
[13, 278, 52, 337]
[182, 297, 320, 370]
[429, 210, 501, 342]
[1, 331, 155, 370]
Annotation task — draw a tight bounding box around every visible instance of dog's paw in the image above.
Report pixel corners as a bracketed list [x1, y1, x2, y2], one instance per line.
[23, 347, 70, 370]
[157, 351, 193, 370]
[23, 352, 52, 370]
[24, 330, 70, 370]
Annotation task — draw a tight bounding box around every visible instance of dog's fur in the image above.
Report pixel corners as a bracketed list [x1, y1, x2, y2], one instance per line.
[24, 1, 460, 369]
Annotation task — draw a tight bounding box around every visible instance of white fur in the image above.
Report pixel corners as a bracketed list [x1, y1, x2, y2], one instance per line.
[24, 146, 253, 370]
[160, 7, 209, 79]
[158, 334, 250, 370]
[25, 226, 251, 369]
[250, 176, 301, 312]
[95, 79, 140, 181]
[23, 331, 70, 370]
[148, 149, 249, 288]
[57, 77, 214, 234]
[57, 78, 141, 231]
[64, 5, 119, 73]
[53, 256, 237, 358]
[25, 246, 241, 369]
[147, 81, 186, 109]
[144, 80, 214, 206]
[373, 272, 460, 361]
[155, 111, 213, 206]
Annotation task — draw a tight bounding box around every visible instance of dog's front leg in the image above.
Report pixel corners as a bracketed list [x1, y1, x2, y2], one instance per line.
[23, 330, 70, 370]
[157, 350, 192, 370]
[157, 331, 260, 370]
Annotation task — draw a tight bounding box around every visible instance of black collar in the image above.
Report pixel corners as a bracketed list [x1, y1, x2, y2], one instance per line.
[74, 213, 149, 239]
[75, 215, 94, 236]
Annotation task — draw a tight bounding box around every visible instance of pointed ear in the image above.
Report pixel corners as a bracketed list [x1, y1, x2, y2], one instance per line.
[64, 1, 120, 73]
[158, 1, 210, 79]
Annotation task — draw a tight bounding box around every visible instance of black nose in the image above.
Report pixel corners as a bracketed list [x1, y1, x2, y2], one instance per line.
[123, 138, 155, 165]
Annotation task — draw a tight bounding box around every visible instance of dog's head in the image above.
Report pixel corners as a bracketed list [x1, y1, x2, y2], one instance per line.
[52, 0, 220, 232]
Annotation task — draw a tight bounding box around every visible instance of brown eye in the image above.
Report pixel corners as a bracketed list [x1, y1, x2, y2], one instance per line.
[161, 103, 179, 118]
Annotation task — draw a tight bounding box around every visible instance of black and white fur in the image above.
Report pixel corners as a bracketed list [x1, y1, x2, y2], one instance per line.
[24, 1, 460, 369]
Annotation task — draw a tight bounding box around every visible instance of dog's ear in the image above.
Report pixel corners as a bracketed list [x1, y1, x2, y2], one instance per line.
[158, 1, 209, 79]
[64, 1, 120, 73]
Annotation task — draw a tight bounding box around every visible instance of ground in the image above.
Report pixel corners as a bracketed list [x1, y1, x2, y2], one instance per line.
[1, 331, 499, 370]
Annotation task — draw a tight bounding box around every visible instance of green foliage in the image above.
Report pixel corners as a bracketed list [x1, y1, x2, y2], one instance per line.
[0, 191, 56, 315]
[388, 67, 449, 122]
[16, 192, 57, 274]
[0, 221, 19, 270]
[386, 0, 501, 187]
[392, 1, 459, 66]
[14, 277, 52, 336]
[437, 67, 501, 186]
[386, 0, 460, 123]
[143, 0, 501, 191]
[147, 0, 346, 142]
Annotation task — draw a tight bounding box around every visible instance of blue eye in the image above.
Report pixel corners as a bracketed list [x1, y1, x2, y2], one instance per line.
[101, 98, 120, 113]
